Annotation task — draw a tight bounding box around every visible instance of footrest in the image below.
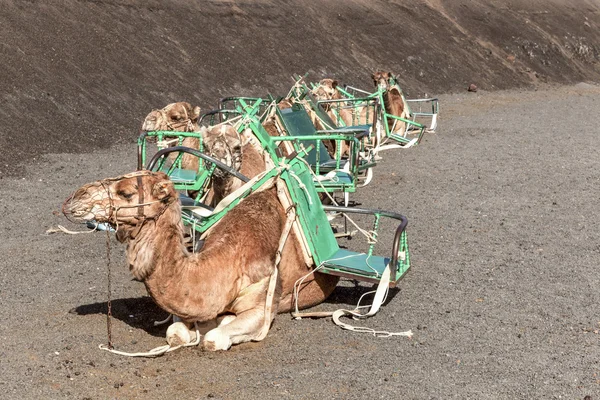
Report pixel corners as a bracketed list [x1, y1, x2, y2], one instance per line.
[320, 248, 409, 284]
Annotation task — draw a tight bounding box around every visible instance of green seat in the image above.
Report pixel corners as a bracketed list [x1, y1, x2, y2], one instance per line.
[320, 248, 409, 284]
[279, 106, 333, 167]
[162, 167, 197, 183]
[313, 170, 354, 193]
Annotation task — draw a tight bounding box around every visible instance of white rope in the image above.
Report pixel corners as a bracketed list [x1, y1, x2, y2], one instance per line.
[156, 138, 180, 150]
[255, 206, 297, 341]
[46, 224, 98, 235]
[153, 314, 173, 326]
[291, 260, 412, 338]
[292, 253, 378, 316]
[99, 322, 201, 358]
[288, 171, 313, 205]
[330, 264, 412, 338]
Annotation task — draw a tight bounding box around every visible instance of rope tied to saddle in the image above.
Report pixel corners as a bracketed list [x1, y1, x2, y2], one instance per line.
[256, 205, 297, 341]
[291, 257, 412, 338]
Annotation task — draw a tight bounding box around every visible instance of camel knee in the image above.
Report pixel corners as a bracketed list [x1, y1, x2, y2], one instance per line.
[217, 314, 237, 327]
[166, 322, 197, 347]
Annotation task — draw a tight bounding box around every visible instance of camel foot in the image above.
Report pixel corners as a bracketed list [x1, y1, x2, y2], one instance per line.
[166, 322, 198, 347]
[203, 329, 232, 351]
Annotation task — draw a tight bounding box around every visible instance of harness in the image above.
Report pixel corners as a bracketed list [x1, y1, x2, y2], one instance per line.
[97, 171, 176, 239]
[155, 103, 196, 131]
[207, 125, 243, 177]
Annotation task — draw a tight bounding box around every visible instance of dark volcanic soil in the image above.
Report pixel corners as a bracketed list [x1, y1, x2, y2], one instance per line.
[3, 82, 600, 399]
[2, 0, 600, 176]
[2, 1, 600, 399]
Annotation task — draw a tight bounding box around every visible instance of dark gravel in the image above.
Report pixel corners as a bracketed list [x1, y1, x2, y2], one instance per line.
[2, 0, 600, 398]
[2, 83, 600, 399]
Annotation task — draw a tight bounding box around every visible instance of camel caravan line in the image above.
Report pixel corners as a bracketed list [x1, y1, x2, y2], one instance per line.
[63, 72, 439, 356]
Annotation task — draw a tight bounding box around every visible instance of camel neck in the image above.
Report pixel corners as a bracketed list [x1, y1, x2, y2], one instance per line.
[125, 200, 238, 321]
[126, 202, 187, 282]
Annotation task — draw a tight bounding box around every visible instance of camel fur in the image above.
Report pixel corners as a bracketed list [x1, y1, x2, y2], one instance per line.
[67, 134, 339, 351]
[372, 71, 409, 134]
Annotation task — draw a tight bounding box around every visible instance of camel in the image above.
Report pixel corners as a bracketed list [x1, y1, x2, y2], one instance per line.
[311, 79, 344, 102]
[141, 102, 202, 170]
[66, 130, 339, 351]
[311, 78, 374, 127]
[199, 124, 258, 207]
[371, 71, 410, 135]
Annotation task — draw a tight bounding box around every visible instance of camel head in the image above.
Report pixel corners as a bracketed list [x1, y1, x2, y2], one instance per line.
[201, 124, 243, 179]
[311, 78, 341, 101]
[66, 171, 178, 242]
[141, 102, 201, 132]
[372, 71, 398, 91]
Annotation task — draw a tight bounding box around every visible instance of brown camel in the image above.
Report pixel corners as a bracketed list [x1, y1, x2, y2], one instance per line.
[141, 102, 202, 170]
[372, 71, 409, 134]
[67, 137, 339, 351]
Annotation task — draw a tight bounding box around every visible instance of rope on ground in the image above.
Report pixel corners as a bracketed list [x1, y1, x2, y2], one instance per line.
[46, 225, 97, 235]
[291, 256, 412, 338]
[99, 322, 201, 358]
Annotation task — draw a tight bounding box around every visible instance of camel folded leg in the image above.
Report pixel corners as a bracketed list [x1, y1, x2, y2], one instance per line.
[165, 315, 234, 347]
[203, 306, 275, 351]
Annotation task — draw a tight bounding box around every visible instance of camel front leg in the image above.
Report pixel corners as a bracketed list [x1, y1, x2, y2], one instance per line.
[166, 315, 237, 347]
[203, 306, 275, 351]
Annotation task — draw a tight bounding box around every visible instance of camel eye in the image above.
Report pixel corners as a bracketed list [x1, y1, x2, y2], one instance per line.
[117, 190, 135, 200]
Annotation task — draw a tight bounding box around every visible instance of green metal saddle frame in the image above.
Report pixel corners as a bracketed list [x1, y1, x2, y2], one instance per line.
[146, 144, 410, 285]
[336, 80, 431, 149]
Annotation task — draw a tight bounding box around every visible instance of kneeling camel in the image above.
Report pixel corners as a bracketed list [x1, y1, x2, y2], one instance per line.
[66, 131, 339, 351]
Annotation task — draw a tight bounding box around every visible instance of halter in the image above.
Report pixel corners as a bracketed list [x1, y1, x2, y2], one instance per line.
[97, 171, 176, 238]
[154, 103, 196, 132]
[207, 125, 243, 175]
[376, 74, 401, 93]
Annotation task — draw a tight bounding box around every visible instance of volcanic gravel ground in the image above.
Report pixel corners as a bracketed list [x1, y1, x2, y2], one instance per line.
[1, 83, 600, 399]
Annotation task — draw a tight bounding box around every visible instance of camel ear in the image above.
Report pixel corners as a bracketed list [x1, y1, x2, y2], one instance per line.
[152, 180, 172, 200]
[191, 106, 201, 122]
[332, 80, 338, 89]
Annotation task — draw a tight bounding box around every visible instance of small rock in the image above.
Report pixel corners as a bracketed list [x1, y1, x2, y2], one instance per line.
[467, 84, 478, 92]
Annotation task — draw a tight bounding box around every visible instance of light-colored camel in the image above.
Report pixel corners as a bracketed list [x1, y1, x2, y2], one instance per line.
[198, 124, 252, 207]
[372, 71, 410, 134]
[311, 78, 378, 157]
[67, 133, 339, 351]
[311, 78, 373, 127]
[141, 102, 202, 170]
